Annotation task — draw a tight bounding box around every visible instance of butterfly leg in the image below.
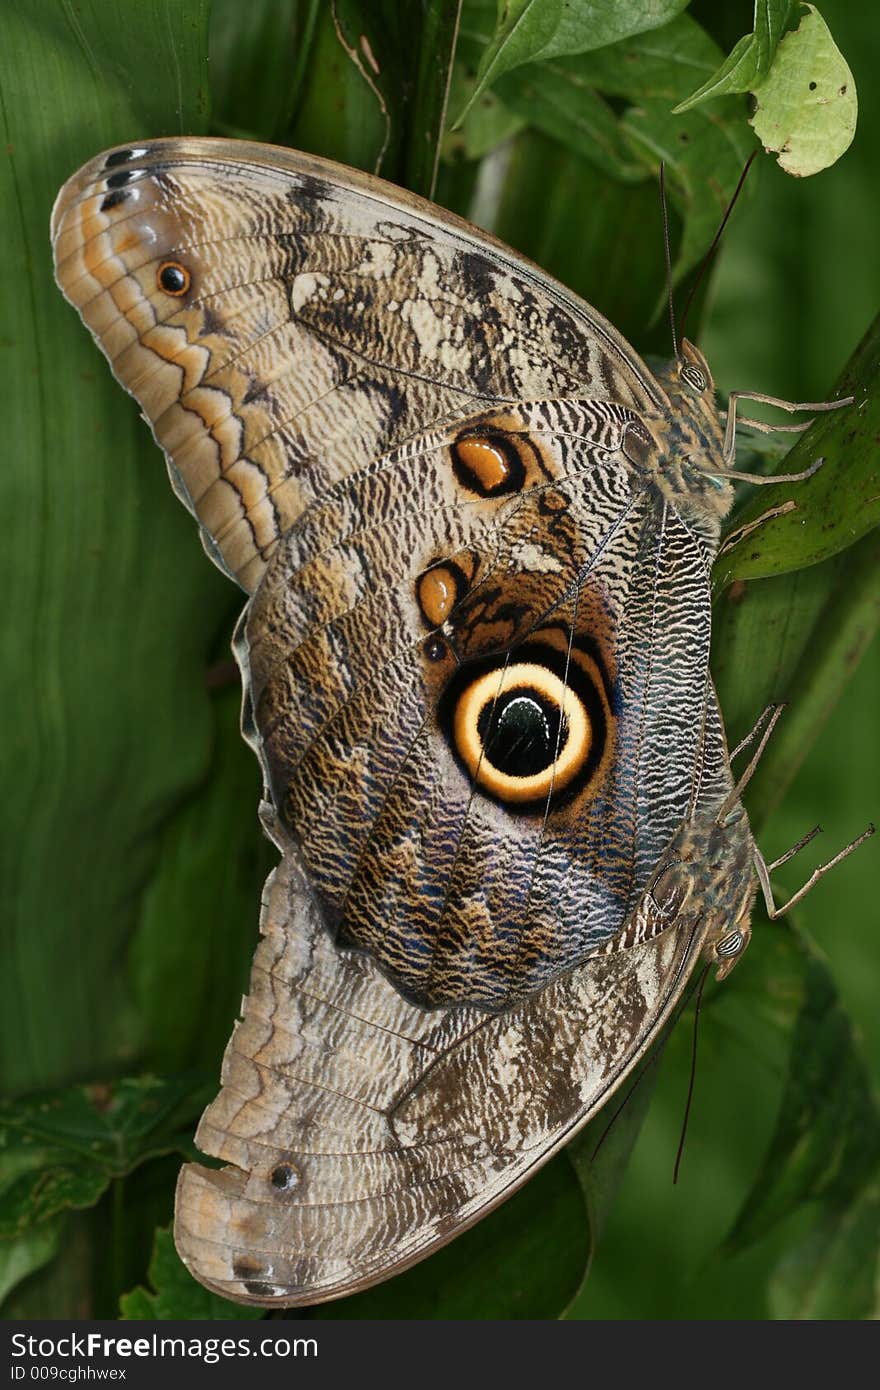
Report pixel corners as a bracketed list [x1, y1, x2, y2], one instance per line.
[729, 702, 783, 761]
[717, 703, 787, 821]
[722, 389, 853, 464]
[753, 822, 875, 919]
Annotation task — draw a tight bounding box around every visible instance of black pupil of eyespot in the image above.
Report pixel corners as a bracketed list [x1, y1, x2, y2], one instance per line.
[160, 264, 187, 292]
[477, 687, 567, 777]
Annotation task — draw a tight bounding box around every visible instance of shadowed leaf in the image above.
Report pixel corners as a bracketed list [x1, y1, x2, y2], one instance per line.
[120, 1227, 264, 1320]
[0, 1077, 212, 1238]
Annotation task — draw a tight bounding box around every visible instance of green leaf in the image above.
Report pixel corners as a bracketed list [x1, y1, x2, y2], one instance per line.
[0, 1076, 212, 1238]
[1, 0, 221, 1101]
[402, 1, 464, 197]
[712, 526, 880, 821]
[494, 16, 755, 281]
[721, 929, 880, 1320]
[129, 686, 271, 1074]
[210, 0, 317, 143]
[715, 309, 880, 588]
[768, 1183, 880, 1319]
[724, 931, 879, 1251]
[312, 1153, 589, 1319]
[120, 1227, 264, 1320]
[460, 0, 689, 121]
[673, 0, 797, 112]
[286, 2, 388, 174]
[286, 1, 462, 192]
[750, 4, 857, 176]
[0, 1218, 64, 1307]
[444, 1, 527, 163]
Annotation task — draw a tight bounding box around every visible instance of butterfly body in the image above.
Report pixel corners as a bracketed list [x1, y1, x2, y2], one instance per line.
[52, 138, 766, 1304]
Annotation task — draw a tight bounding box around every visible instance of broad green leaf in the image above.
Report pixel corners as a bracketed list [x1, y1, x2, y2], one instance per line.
[714, 310, 880, 588]
[723, 930, 879, 1250]
[673, 0, 797, 113]
[312, 1153, 589, 1319]
[493, 63, 644, 184]
[403, 0, 464, 197]
[286, 2, 388, 173]
[1, 1, 220, 1100]
[460, 0, 689, 121]
[210, 0, 317, 142]
[444, 0, 527, 162]
[288, 1, 462, 192]
[129, 686, 271, 1074]
[0, 1218, 63, 1307]
[0, 1077, 212, 1238]
[750, 4, 857, 177]
[120, 1227, 263, 1320]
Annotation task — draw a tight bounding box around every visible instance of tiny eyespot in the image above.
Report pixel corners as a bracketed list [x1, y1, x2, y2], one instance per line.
[424, 636, 448, 663]
[157, 260, 191, 296]
[270, 1163, 299, 1191]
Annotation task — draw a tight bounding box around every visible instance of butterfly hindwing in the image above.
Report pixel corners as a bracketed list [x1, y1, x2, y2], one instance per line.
[173, 807, 715, 1307]
[242, 400, 716, 1009]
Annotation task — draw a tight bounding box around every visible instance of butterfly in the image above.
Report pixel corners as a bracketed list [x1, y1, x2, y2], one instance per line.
[50, 138, 863, 1306]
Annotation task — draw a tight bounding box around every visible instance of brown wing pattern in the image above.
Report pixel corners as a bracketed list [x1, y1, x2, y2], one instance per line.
[51, 139, 668, 590]
[174, 693, 751, 1308]
[242, 399, 716, 1008]
[52, 139, 751, 1306]
[173, 807, 712, 1307]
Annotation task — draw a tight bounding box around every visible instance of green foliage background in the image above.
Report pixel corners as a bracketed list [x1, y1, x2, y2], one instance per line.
[1, 0, 877, 1319]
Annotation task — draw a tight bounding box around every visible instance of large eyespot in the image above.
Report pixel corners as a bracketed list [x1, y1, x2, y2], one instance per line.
[442, 637, 612, 809]
[157, 260, 191, 297]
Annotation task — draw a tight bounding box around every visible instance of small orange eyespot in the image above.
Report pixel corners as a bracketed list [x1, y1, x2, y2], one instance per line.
[157, 260, 191, 296]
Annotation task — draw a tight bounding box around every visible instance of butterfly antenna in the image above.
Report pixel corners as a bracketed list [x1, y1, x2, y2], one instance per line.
[659, 162, 678, 358]
[673, 961, 712, 1185]
[678, 151, 757, 345]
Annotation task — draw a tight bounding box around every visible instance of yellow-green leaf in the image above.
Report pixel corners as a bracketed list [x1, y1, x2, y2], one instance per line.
[750, 4, 857, 176]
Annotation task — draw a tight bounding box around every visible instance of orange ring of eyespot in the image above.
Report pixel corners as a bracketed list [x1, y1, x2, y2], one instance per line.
[157, 260, 191, 297]
[453, 662, 592, 803]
